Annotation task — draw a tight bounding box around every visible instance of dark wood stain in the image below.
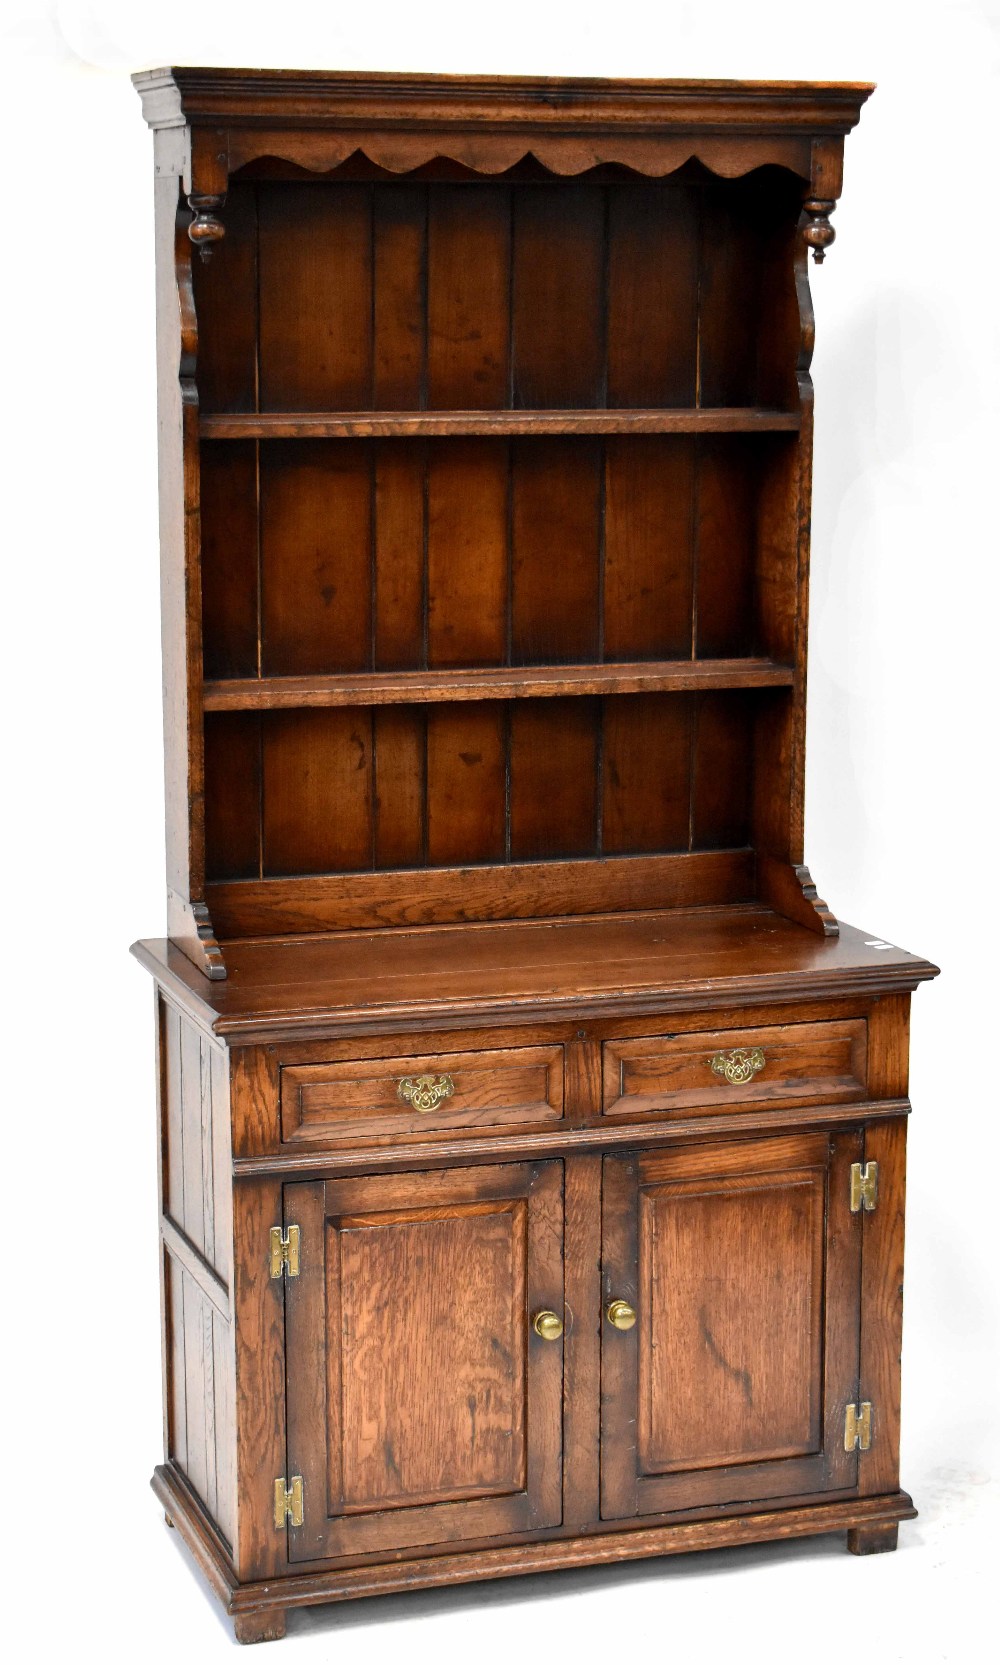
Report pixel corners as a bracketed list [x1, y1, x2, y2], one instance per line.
[132, 69, 937, 1644]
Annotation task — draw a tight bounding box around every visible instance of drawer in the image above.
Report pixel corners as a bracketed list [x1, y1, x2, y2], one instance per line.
[281, 1044, 564, 1146]
[602, 1019, 867, 1117]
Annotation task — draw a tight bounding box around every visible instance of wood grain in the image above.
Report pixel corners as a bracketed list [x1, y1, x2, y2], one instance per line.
[602, 1018, 868, 1116]
[858, 1115, 908, 1496]
[203, 659, 796, 711]
[257, 183, 372, 410]
[285, 1162, 563, 1559]
[262, 710, 373, 875]
[153, 1456, 914, 1632]
[602, 1132, 863, 1517]
[133, 72, 932, 1643]
[280, 1042, 564, 1145]
[200, 408, 802, 438]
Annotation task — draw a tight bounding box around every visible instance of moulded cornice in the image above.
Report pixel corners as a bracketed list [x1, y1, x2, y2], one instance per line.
[133, 67, 874, 139]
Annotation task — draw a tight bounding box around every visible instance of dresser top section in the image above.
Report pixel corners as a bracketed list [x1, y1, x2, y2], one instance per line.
[133, 68, 874, 137]
[133, 910, 937, 1044]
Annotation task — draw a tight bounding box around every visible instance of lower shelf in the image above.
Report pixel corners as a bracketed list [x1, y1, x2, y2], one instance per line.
[152, 1463, 917, 1645]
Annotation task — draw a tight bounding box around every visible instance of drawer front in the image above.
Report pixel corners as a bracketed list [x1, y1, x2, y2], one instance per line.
[602, 1019, 867, 1117]
[281, 1044, 564, 1146]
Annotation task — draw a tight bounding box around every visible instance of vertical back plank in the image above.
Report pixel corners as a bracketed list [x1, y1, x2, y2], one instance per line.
[263, 710, 373, 875]
[261, 442, 372, 675]
[192, 182, 258, 412]
[604, 437, 695, 660]
[374, 706, 426, 868]
[691, 693, 753, 849]
[426, 703, 505, 865]
[427, 440, 507, 666]
[697, 184, 763, 406]
[374, 441, 426, 670]
[509, 699, 598, 860]
[258, 182, 372, 409]
[696, 437, 757, 657]
[203, 713, 261, 882]
[200, 441, 259, 678]
[511, 439, 601, 663]
[602, 694, 692, 854]
[427, 186, 510, 408]
[373, 185, 426, 408]
[607, 185, 698, 407]
[512, 187, 605, 406]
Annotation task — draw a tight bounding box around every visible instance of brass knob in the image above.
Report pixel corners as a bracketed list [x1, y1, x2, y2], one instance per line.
[607, 1299, 637, 1331]
[532, 1310, 564, 1342]
[397, 1072, 456, 1113]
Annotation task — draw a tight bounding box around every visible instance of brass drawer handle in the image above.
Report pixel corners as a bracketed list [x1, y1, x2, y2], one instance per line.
[710, 1046, 765, 1087]
[532, 1310, 564, 1342]
[397, 1072, 456, 1113]
[607, 1299, 637, 1331]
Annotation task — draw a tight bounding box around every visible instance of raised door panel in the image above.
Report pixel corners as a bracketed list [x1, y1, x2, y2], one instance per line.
[601, 1133, 862, 1519]
[285, 1162, 563, 1561]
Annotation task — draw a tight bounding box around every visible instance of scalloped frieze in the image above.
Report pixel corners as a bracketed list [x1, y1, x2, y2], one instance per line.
[223, 129, 814, 183]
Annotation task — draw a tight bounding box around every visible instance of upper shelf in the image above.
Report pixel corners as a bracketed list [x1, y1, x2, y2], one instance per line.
[203, 658, 795, 711]
[199, 408, 803, 441]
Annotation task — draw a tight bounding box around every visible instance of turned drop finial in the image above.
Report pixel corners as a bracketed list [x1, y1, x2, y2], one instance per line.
[803, 198, 836, 263]
[187, 193, 225, 262]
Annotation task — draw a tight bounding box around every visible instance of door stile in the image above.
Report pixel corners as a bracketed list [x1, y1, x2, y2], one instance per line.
[822, 1128, 865, 1490]
[599, 1152, 641, 1518]
[283, 1179, 328, 1564]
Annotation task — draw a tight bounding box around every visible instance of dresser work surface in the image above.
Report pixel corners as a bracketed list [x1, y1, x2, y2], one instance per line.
[129, 68, 937, 1643]
[134, 910, 935, 1037]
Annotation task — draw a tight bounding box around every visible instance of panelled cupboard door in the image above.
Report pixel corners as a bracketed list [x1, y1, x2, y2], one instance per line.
[600, 1132, 863, 1519]
[284, 1162, 563, 1562]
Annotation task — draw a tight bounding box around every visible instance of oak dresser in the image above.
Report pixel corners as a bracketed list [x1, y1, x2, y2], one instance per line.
[131, 69, 938, 1642]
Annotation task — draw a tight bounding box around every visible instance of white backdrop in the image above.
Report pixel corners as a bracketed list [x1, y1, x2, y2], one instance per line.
[2, 3, 997, 1660]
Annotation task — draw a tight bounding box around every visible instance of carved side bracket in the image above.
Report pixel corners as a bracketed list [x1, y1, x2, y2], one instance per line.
[168, 890, 228, 980]
[190, 901, 227, 978]
[758, 856, 839, 938]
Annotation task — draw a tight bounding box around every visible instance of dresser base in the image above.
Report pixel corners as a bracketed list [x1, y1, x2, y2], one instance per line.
[152, 1465, 916, 1645]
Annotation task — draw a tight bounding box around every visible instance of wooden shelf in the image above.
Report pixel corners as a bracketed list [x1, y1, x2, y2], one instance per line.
[199, 408, 802, 440]
[203, 659, 795, 712]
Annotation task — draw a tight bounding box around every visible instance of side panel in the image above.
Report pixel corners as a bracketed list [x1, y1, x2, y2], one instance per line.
[158, 994, 236, 1548]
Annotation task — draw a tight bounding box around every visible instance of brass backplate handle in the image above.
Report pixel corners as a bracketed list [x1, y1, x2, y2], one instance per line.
[710, 1046, 766, 1086]
[397, 1072, 456, 1112]
[532, 1310, 564, 1342]
[607, 1299, 637, 1331]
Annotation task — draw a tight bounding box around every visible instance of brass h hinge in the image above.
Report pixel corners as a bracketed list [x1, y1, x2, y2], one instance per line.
[850, 1161, 879, 1213]
[269, 1224, 300, 1278]
[274, 1475, 304, 1529]
[844, 1401, 873, 1452]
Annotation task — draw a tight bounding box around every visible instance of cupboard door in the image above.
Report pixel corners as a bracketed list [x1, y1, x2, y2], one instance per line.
[600, 1132, 862, 1519]
[284, 1161, 563, 1561]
